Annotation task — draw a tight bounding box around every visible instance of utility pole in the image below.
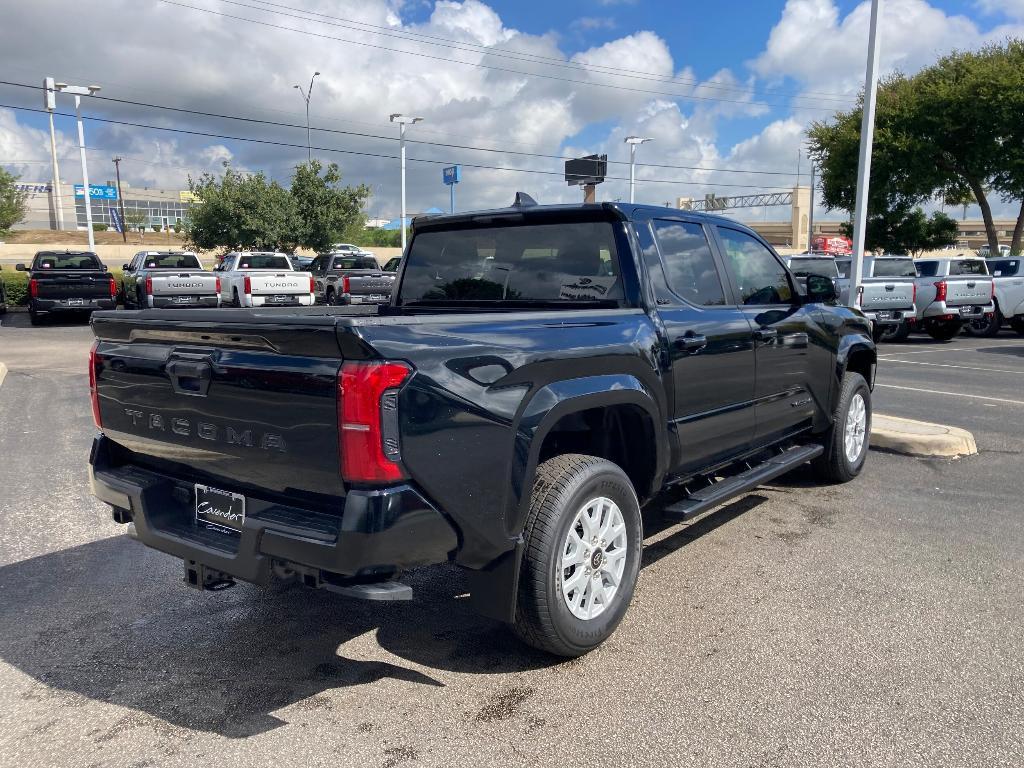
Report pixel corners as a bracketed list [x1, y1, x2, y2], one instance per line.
[293, 71, 320, 164]
[390, 113, 423, 253]
[624, 136, 651, 204]
[808, 163, 816, 249]
[54, 81, 102, 251]
[43, 78, 64, 231]
[849, 0, 882, 307]
[112, 157, 127, 243]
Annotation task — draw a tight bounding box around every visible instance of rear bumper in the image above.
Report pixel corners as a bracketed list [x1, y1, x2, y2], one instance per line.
[340, 293, 390, 305]
[32, 297, 116, 314]
[249, 294, 314, 307]
[920, 301, 994, 320]
[148, 295, 220, 309]
[863, 309, 911, 326]
[89, 435, 458, 586]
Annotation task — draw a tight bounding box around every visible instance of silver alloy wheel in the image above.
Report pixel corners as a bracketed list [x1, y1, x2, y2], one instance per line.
[844, 392, 867, 463]
[560, 496, 628, 621]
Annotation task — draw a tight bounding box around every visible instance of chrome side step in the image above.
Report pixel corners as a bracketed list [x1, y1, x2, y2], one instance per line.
[661, 444, 823, 522]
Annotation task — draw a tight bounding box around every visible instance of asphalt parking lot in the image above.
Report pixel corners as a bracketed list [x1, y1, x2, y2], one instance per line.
[1, 313, 1023, 768]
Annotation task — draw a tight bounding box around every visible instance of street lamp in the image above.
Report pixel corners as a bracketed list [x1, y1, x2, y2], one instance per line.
[624, 136, 652, 204]
[54, 82, 101, 250]
[294, 71, 320, 164]
[390, 113, 423, 253]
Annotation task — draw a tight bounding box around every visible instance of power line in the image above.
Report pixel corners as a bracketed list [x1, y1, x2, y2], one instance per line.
[233, 0, 853, 105]
[157, 0, 845, 113]
[0, 101, 794, 190]
[0, 79, 801, 178]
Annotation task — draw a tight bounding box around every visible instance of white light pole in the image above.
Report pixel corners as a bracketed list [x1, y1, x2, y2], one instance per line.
[54, 81, 101, 250]
[390, 113, 423, 253]
[849, 0, 882, 307]
[43, 77, 65, 231]
[293, 71, 320, 164]
[624, 136, 652, 204]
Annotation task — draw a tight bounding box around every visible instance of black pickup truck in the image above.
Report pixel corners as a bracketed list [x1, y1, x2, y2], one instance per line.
[88, 202, 876, 656]
[17, 250, 116, 325]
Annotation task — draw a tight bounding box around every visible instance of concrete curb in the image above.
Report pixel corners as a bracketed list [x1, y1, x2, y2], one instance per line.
[871, 413, 977, 458]
[0, 362, 7, 389]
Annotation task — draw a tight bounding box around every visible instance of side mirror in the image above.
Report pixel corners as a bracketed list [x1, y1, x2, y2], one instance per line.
[804, 273, 838, 304]
[122, 263, 131, 271]
[15, 263, 27, 272]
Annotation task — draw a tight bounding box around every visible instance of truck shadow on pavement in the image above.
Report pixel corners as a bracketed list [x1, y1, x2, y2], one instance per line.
[0, 498, 760, 739]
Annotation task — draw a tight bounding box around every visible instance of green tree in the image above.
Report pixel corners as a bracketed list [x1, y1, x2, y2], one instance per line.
[289, 160, 370, 253]
[184, 163, 297, 252]
[839, 205, 958, 254]
[124, 210, 148, 242]
[809, 40, 1024, 255]
[0, 169, 28, 234]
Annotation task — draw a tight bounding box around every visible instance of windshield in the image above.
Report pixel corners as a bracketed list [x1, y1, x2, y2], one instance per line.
[33, 252, 101, 270]
[872, 259, 917, 277]
[142, 253, 201, 269]
[949, 259, 988, 275]
[330, 256, 379, 270]
[235, 254, 291, 270]
[988, 259, 1020, 277]
[788, 257, 838, 277]
[399, 221, 623, 305]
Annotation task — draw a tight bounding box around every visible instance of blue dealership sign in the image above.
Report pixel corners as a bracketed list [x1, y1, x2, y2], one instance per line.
[442, 165, 461, 185]
[74, 184, 118, 200]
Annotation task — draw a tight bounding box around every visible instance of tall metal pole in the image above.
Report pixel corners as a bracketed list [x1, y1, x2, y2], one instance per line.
[113, 157, 127, 243]
[450, 182, 454, 215]
[399, 120, 407, 253]
[74, 94, 96, 251]
[294, 72, 320, 164]
[849, 0, 882, 307]
[48, 112, 65, 231]
[808, 163, 816, 249]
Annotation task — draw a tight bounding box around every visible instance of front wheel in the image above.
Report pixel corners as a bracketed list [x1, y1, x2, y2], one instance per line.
[965, 309, 1002, 338]
[926, 319, 962, 341]
[812, 372, 871, 484]
[514, 454, 642, 657]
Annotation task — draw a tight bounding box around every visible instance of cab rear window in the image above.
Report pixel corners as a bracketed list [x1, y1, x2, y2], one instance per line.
[236, 255, 291, 270]
[988, 259, 1020, 277]
[34, 252, 101, 270]
[143, 253, 201, 269]
[331, 256, 378, 270]
[871, 259, 917, 277]
[949, 259, 988, 275]
[788, 258, 839, 277]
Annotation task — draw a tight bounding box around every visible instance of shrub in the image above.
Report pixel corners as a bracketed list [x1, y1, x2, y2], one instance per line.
[92, 223, 108, 232]
[151, 224, 163, 232]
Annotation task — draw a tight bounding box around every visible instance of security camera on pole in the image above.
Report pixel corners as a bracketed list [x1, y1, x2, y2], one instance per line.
[390, 113, 423, 253]
[53, 81, 101, 251]
[623, 136, 651, 204]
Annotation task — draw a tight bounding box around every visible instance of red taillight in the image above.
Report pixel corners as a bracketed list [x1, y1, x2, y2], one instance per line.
[309, 274, 316, 294]
[342, 275, 351, 294]
[243, 275, 252, 295]
[29, 278, 39, 298]
[89, 340, 102, 429]
[990, 280, 996, 300]
[215, 276, 221, 294]
[934, 280, 947, 302]
[338, 360, 411, 484]
[911, 282, 917, 303]
[144, 275, 152, 295]
[109, 277, 117, 297]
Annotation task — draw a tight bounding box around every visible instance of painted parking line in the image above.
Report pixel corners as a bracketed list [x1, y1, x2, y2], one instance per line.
[880, 358, 1023, 374]
[875, 383, 1024, 406]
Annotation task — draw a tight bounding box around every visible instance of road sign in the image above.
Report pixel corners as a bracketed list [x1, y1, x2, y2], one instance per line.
[74, 184, 118, 200]
[442, 165, 461, 185]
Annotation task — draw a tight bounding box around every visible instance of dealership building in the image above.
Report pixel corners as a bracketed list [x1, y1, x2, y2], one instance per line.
[14, 181, 195, 232]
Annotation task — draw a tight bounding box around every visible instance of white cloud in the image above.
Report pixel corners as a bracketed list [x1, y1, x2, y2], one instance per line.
[571, 17, 617, 32]
[975, 0, 1024, 20]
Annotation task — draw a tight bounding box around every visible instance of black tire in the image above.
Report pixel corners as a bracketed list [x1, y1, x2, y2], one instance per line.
[232, 288, 241, 308]
[1012, 316, 1024, 337]
[514, 454, 642, 657]
[812, 372, 871, 484]
[29, 309, 42, 326]
[965, 309, 1002, 338]
[926, 320, 962, 341]
[880, 320, 911, 343]
[325, 288, 336, 306]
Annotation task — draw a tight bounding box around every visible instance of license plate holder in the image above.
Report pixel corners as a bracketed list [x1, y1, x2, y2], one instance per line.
[67, 298, 85, 307]
[172, 295, 193, 304]
[195, 484, 245, 533]
[267, 295, 291, 303]
[959, 305, 977, 315]
[875, 311, 893, 320]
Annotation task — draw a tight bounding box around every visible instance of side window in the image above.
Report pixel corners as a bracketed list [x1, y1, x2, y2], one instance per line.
[717, 228, 793, 306]
[915, 261, 937, 277]
[652, 220, 726, 306]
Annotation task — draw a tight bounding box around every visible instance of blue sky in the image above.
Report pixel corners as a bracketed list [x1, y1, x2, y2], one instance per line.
[2, 0, 1023, 219]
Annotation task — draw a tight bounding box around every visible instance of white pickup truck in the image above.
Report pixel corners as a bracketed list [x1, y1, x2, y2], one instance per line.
[903, 256, 996, 341]
[214, 252, 315, 308]
[833, 255, 918, 341]
[120, 251, 220, 309]
[967, 257, 1024, 337]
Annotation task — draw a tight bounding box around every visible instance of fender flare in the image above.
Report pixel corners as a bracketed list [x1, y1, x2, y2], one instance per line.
[835, 334, 877, 389]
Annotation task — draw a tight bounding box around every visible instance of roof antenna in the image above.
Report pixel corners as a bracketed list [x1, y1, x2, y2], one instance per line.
[511, 192, 538, 208]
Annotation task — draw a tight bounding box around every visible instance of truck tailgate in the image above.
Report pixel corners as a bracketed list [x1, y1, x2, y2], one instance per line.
[36, 272, 112, 299]
[346, 273, 395, 297]
[92, 311, 347, 507]
[943, 277, 993, 306]
[247, 272, 311, 295]
[150, 273, 219, 296]
[859, 279, 915, 310]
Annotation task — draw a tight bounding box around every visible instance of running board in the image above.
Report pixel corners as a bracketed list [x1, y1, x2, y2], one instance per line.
[661, 444, 823, 522]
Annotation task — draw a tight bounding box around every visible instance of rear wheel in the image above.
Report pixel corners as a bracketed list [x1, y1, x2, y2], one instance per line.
[1012, 316, 1024, 337]
[514, 454, 642, 657]
[232, 288, 241, 308]
[325, 288, 337, 306]
[29, 309, 42, 326]
[812, 371, 871, 484]
[880, 321, 911, 343]
[926, 319, 962, 341]
[965, 309, 1002, 337]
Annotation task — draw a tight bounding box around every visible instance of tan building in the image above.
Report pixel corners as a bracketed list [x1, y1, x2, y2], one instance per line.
[14, 181, 195, 232]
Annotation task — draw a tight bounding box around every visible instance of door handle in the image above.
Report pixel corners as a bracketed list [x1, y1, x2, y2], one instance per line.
[753, 328, 778, 343]
[674, 333, 708, 353]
